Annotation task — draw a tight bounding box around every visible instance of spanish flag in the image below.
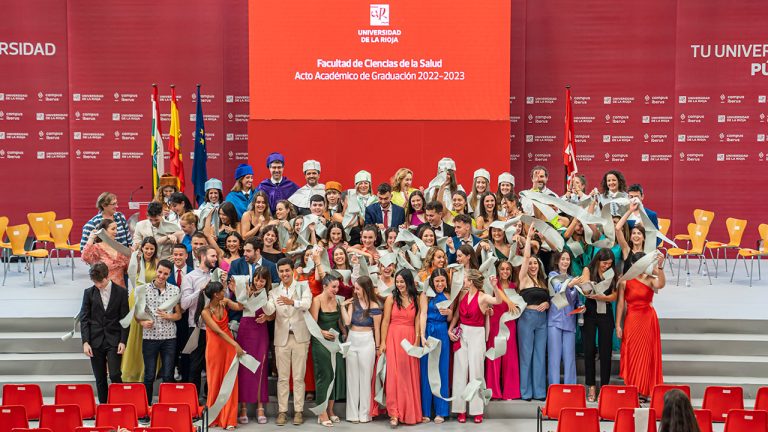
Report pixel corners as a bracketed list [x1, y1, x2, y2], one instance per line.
[168, 86, 185, 191]
[151, 84, 165, 194]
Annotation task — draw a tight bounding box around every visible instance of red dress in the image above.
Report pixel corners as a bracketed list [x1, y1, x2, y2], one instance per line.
[619, 279, 663, 396]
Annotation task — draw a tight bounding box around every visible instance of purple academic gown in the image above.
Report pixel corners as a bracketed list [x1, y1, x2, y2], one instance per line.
[257, 178, 299, 214]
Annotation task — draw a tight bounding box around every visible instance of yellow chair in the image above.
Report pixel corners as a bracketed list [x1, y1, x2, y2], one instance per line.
[730, 224, 768, 287]
[673, 209, 715, 246]
[657, 218, 674, 275]
[49, 219, 81, 281]
[667, 223, 712, 286]
[705, 218, 747, 278]
[27, 211, 56, 249]
[0, 216, 10, 277]
[1, 224, 55, 288]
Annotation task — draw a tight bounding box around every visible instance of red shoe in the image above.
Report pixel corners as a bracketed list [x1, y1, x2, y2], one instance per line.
[457, 413, 466, 423]
[474, 415, 483, 423]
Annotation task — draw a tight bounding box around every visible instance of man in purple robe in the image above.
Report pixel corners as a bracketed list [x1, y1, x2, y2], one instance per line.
[256, 152, 299, 214]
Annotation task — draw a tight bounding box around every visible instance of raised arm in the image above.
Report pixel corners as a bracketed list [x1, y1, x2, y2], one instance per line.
[615, 281, 626, 340]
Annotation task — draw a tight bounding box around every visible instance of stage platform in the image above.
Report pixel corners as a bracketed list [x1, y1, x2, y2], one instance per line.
[0, 258, 765, 429]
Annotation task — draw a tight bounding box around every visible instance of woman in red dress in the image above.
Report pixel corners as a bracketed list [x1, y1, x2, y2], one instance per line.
[616, 251, 667, 399]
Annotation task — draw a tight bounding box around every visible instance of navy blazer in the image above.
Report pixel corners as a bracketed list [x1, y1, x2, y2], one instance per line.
[167, 264, 194, 287]
[447, 235, 482, 264]
[364, 203, 406, 228]
[228, 256, 279, 283]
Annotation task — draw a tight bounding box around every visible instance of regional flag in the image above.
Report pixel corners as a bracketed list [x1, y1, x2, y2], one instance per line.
[168, 86, 186, 191]
[192, 85, 208, 206]
[563, 86, 578, 180]
[151, 85, 165, 194]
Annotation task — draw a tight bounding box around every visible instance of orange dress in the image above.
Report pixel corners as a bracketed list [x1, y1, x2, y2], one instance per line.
[619, 279, 663, 396]
[206, 309, 238, 428]
[385, 301, 422, 424]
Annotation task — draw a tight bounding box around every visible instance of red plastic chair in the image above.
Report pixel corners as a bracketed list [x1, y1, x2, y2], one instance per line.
[702, 386, 744, 422]
[54, 384, 96, 420]
[598, 385, 640, 421]
[2, 384, 43, 420]
[0, 405, 29, 432]
[150, 403, 195, 432]
[613, 408, 657, 432]
[107, 383, 150, 419]
[39, 404, 82, 432]
[134, 428, 174, 432]
[723, 409, 768, 432]
[95, 403, 138, 429]
[556, 407, 600, 432]
[650, 384, 691, 418]
[75, 428, 113, 432]
[158, 383, 206, 420]
[537, 384, 586, 432]
[756, 387, 768, 411]
[11, 429, 53, 432]
[695, 409, 714, 432]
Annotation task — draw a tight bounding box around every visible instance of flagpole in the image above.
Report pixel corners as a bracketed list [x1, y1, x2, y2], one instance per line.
[564, 84, 570, 193]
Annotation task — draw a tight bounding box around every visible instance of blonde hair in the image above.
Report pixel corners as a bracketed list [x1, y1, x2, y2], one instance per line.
[180, 211, 198, 226]
[96, 192, 116, 211]
[465, 268, 484, 290]
[390, 168, 413, 193]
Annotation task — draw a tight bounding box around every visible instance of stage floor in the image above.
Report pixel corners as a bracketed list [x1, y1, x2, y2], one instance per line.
[0, 258, 766, 320]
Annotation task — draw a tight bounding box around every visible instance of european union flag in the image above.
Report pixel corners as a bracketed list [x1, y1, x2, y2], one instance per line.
[191, 85, 208, 206]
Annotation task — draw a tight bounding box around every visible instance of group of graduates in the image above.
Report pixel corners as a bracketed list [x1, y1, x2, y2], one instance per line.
[77, 152, 668, 429]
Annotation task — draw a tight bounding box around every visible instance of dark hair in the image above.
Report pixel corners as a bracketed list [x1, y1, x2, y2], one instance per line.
[405, 190, 426, 221]
[453, 213, 473, 226]
[94, 219, 115, 243]
[147, 201, 163, 217]
[360, 224, 382, 247]
[89, 262, 109, 282]
[501, 192, 520, 211]
[172, 243, 189, 254]
[551, 249, 574, 275]
[659, 389, 700, 432]
[294, 246, 314, 268]
[252, 266, 272, 289]
[140, 237, 159, 263]
[587, 248, 617, 294]
[195, 281, 225, 324]
[330, 246, 350, 270]
[325, 221, 348, 245]
[627, 183, 644, 195]
[191, 231, 208, 242]
[416, 225, 436, 244]
[392, 269, 419, 313]
[457, 243, 480, 269]
[224, 231, 244, 258]
[451, 190, 469, 214]
[259, 225, 281, 250]
[276, 257, 294, 269]
[157, 259, 174, 272]
[355, 276, 381, 319]
[477, 192, 499, 223]
[425, 200, 444, 213]
[623, 250, 646, 274]
[245, 236, 264, 252]
[377, 182, 392, 195]
[428, 268, 450, 297]
[169, 192, 193, 211]
[384, 227, 399, 246]
[275, 199, 297, 220]
[530, 165, 548, 179]
[321, 272, 339, 287]
[601, 170, 628, 195]
[218, 201, 240, 227]
[523, 255, 548, 288]
[309, 194, 325, 204]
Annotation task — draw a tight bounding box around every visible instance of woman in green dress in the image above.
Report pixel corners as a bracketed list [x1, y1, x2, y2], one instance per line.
[310, 272, 347, 427]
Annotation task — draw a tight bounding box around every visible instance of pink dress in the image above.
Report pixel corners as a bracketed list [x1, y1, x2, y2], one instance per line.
[385, 301, 422, 424]
[485, 301, 521, 399]
[81, 243, 129, 286]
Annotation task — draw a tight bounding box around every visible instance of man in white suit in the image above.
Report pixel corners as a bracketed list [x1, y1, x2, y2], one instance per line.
[132, 201, 180, 260]
[269, 257, 312, 426]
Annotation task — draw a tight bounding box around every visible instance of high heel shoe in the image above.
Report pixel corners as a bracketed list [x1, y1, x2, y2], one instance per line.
[317, 417, 333, 427]
[587, 386, 597, 403]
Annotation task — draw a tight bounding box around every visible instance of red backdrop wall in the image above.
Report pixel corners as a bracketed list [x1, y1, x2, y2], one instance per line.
[1, 0, 766, 246]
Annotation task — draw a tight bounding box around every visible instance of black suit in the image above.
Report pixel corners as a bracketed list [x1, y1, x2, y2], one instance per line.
[80, 283, 129, 403]
[416, 221, 456, 239]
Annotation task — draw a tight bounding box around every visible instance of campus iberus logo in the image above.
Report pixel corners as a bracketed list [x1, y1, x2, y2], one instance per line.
[370, 4, 389, 26]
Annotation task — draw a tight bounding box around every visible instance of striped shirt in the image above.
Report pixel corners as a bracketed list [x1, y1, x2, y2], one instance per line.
[80, 211, 131, 250]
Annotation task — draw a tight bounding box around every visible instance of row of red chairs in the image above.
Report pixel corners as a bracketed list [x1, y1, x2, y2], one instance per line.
[556, 407, 767, 432]
[1, 404, 195, 432]
[538, 384, 768, 432]
[2, 383, 205, 421]
[7, 429, 171, 432]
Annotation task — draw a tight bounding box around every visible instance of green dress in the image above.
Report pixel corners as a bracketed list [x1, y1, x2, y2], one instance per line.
[312, 303, 346, 402]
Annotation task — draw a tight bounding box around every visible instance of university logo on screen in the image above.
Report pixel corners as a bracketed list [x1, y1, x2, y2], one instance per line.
[370, 4, 389, 26]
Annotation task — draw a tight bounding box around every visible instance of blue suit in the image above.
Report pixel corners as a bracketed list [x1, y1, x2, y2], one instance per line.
[364, 203, 406, 228]
[447, 235, 481, 264]
[168, 264, 194, 287]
